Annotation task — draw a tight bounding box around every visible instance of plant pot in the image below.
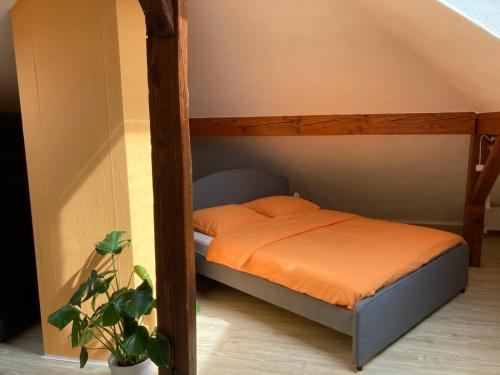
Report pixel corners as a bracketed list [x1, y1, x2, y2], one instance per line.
[108, 355, 153, 375]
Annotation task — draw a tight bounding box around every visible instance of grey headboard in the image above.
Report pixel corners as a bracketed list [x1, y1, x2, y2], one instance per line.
[193, 169, 290, 210]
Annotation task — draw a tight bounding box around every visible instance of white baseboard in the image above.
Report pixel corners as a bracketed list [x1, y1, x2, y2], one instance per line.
[42, 354, 106, 366]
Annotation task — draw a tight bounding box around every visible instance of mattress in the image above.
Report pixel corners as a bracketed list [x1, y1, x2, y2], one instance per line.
[194, 231, 213, 257]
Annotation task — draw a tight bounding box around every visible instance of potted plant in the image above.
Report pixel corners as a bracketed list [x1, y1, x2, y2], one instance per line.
[48, 231, 170, 374]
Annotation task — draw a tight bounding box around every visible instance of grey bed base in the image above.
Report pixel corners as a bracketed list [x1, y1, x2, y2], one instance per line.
[193, 169, 469, 371]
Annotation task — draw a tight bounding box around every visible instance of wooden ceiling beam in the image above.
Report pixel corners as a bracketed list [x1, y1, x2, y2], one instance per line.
[190, 113, 476, 136]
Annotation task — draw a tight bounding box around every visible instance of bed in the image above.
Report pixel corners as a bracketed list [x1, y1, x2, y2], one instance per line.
[193, 169, 469, 371]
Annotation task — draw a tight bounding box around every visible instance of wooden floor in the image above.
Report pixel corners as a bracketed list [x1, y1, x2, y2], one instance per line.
[1, 232, 500, 374]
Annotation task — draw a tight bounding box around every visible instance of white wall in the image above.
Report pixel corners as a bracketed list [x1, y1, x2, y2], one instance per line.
[189, 0, 476, 224]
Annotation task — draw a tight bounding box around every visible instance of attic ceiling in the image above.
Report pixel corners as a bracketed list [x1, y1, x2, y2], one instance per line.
[0, 0, 499, 114]
[357, 0, 500, 112]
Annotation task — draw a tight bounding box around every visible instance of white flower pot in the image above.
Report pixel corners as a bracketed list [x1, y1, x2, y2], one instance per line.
[108, 355, 154, 375]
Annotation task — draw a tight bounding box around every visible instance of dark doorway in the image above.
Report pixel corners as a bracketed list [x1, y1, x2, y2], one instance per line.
[0, 112, 39, 341]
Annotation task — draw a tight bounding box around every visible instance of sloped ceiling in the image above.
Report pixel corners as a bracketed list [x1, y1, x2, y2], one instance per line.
[0, 0, 19, 112]
[189, 0, 473, 117]
[357, 0, 500, 113]
[1, 1, 499, 114]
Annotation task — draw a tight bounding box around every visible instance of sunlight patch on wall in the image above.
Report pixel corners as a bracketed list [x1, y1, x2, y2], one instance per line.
[439, 0, 500, 39]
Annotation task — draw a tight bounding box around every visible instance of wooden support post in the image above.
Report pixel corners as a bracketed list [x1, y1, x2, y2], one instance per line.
[138, 1, 196, 374]
[463, 134, 486, 267]
[472, 139, 500, 205]
[463, 112, 500, 266]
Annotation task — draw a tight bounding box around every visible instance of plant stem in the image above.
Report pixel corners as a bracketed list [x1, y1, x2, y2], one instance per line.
[98, 325, 128, 357]
[126, 270, 134, 289]
[88, 330, 116, 357]
[111, 254, 120, 290]
[91, 325, 126, 362]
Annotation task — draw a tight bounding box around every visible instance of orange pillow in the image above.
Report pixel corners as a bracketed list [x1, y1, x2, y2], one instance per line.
[243, 195, 319, 217]
[193, 204, 267, 236]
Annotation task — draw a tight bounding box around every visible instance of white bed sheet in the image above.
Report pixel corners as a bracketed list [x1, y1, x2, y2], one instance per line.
[194, 231, 213, 257]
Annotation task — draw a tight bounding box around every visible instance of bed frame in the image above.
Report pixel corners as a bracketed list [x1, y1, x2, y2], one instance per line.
[193, 169, 469, 371]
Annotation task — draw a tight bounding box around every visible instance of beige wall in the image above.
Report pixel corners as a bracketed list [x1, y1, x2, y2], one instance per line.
[12, 0, 153, 359]
[188, 0, 477, 224]
[193, 136, 470, 225]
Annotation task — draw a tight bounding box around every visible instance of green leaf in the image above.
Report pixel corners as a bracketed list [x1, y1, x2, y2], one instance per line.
[196, 302, 201, 314]
[137, 279, 152, 292]
[95, 231, 130, 256]
[79, 271, 99, 305]
[148, 331, 171, 368]
[79, 330, 92, 346]
[115, 282, 153, 319]
[109, 287, 128, 301]
[70, 317, 91, 348]
[97, 270, 117, 278]
[134, 265, 154, 291]
[144, 299, 156, 316]
[123, 326, 149, 356]
[69, 270, 113, 307]
[48, 305, 80, 330]
[96, 276, 114, 294]
[122, 317, 138, 338]
[80, 346, 88, 368]
[71, 318, 81, 348]
[69, 282, 87, 306]
[115, 291, 133, 315]
[102, 303, 120, 326]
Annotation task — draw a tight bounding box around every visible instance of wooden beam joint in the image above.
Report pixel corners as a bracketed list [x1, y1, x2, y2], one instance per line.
[477, 112, 500, 135]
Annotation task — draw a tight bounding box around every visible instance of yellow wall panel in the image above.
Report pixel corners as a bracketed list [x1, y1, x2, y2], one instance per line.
[11, 0, 148, 359]
[115, 0, 155, 292]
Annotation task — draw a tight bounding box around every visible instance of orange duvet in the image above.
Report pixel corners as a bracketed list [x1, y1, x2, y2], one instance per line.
[206, 209, 465, 309]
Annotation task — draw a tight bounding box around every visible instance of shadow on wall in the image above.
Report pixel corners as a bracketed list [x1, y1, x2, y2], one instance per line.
[48, 113, 132, 359]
